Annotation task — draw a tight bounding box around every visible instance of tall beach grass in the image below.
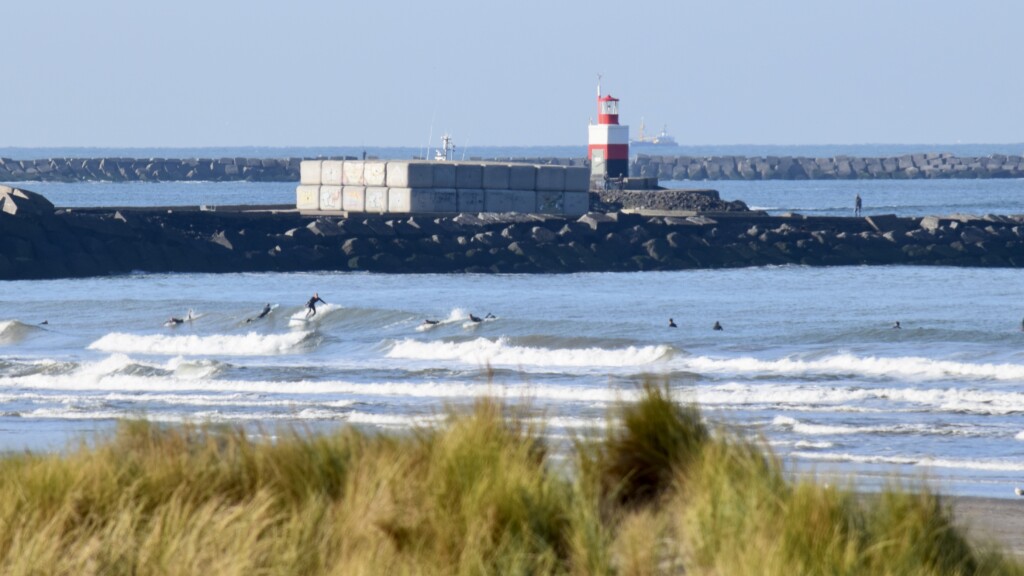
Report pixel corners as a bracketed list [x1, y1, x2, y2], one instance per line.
[0, 383, 1019, 575]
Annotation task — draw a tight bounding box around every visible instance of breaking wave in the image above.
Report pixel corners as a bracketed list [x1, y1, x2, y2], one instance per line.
[88, 331, 313, 356]
[387, 337, 673, 367]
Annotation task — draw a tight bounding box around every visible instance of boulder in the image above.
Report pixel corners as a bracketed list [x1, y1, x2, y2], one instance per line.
[0, 186, 54, 217]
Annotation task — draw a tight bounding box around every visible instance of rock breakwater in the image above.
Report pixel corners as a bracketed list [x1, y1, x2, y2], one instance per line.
[634, 153, 1024, 180]
[3, 186, 1023, 280]
[5, 153, 1024, 183]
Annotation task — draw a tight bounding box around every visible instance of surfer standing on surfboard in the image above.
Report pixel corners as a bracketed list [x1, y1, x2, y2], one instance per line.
[305, 293, 327, 318]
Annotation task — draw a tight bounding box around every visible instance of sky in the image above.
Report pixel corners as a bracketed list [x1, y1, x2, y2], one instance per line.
[3, 0, 1022, 148]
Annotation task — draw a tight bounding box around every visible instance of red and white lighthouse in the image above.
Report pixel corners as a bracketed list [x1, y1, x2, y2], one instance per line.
[588, 79, 629, 185]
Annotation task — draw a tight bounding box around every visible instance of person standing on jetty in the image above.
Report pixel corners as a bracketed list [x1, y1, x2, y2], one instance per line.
[855, 194, 863, 216]
[305, 292, 327, 318]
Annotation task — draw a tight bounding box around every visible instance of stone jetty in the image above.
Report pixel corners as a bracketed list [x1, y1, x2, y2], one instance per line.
[3, 153, 1023, 183]
[633, 153, 1024, 180]
[3, 185, 1024, 280]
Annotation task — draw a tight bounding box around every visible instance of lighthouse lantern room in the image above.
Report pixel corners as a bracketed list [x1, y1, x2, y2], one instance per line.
[588, 80, 629, 186]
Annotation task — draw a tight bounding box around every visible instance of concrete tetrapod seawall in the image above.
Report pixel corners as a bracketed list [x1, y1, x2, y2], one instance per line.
[3, 186, 1024, 280]
[3, 154, 1024, 182]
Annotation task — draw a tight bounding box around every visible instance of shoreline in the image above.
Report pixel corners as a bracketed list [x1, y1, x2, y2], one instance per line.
[951, 496, 1024, 558]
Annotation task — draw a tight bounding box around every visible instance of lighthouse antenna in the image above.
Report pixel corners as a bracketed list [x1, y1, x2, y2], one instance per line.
[596, 73, 602, 98]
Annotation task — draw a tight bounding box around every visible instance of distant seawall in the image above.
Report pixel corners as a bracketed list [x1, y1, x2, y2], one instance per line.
[3, 153, 1024, 183]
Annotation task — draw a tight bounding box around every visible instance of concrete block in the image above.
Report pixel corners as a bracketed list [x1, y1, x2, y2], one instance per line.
[343, 161, 365, 185]
[386, 161, 433, 188]
[300, 160, 322, 185]
[433, 163, 457, 187]
[509, 164, 536, 190]
[536, 190, 565, 214]
[457, 189, 485, 213]
[319, 185, 342, 210]
[343, 186, 365, 212]
[364, 186, 389, 213]
[364, 161, 387, 186]
[296, 185, 320, 210]
[455, 163, 483, 189]
[536, 165, 566, 191]
[564, 166, 590, 192]
[482, 164, 510, 189]
[321, 160, 344, 186]
[563, 192, 590, 216]
[388, 188, 457, 213]
[485, 190, 535, 213]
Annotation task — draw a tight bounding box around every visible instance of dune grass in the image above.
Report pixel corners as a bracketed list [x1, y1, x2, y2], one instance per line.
[0, 385, 1019, 575]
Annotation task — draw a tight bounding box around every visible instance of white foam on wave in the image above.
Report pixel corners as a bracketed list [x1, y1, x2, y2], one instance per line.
[21, 406, 358, 424]
[387, 337, 673, 368]
[88, 331, 312, 356]
[790, 451, 1024, 473]
[698, 382, 1024, 415]
[772, 415, 980, 437]
[683, 353, 1024, 382]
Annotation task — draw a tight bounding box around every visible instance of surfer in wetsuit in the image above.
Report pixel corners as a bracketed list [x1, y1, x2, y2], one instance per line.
[892, 321, 901, 329]
[669, 318, 677, 328]
[713, 321, 723, 331]
[485, 313, 496, 319]
[247, 304, 273, 323]
[305, 293, 327, 318]
[468, 314, 483, 323]
[422, 319, 440, 325]
[167, 317, 185, 326]
[855, 194, 862, 217]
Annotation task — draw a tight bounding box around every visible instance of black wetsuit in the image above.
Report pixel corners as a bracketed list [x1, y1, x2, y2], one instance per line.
[306, 295, 326, 317]
[258, 304, 272, 319]
[669, 319, 677, 328]
[168, 317, 184, 325]
[469, 314, 482, 323]
[423, 319, 440, 325]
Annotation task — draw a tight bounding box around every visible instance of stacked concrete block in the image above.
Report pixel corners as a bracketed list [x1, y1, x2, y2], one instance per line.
[343, 186, 365, 212]
[296, 185, 320, 210]
[343, 161, 365, 185]
[364, 161, 387, 186]
[386, 161, 433, 188]
[364, 187, 389, 213]
[482, 164, 510, 189]
[321, 161, 344, 186]
[388, 188, 457, 213]
[319, 186, 342, 211]
[458, 189, 485, 212]
[297, 159, 592, 215]
[300, 160, 322, 185]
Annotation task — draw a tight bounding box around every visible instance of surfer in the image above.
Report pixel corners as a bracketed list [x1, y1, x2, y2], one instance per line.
[468, 314, 483, 323]
[305, 292, 327, 318]
[855, 194, 862, 216]
[892, 321, 901, 329]
[39, 320, 48, 325]
[713, 321, 723, 331]
[422, 319, 440, 326]
[669, 318, 677, 328]
[485, 313, 496, 319]
[246, 303, 273, 323]
[167, 317, 185, 326]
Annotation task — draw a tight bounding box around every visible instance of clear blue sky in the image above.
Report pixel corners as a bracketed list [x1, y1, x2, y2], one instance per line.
[4, 0, 1022, 147]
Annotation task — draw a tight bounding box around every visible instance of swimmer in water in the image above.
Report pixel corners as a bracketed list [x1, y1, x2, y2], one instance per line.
[669, 318, 677, 328]
[713, 321, 723, 331]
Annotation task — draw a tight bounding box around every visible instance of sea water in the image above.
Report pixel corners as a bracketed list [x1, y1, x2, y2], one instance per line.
[2, 267, 1023, 498]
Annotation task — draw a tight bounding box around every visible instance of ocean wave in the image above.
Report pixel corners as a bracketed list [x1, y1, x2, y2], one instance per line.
[88, 331, 313, 356]
[698, 382, 1024, 415]
[772, 415, 980, 437]
[682, 353, 1024, 382]
[790, 451, 1024, 472]
[0, 320, 42, 345]
[387, 337, 673, 368]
